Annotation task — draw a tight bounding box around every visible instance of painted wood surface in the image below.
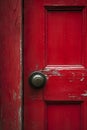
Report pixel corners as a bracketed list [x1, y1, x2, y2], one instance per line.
[0, 0, 22, 130]
[24, 0, 87, 130]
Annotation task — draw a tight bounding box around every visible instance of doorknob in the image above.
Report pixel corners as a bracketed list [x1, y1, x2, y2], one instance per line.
[28, 71, 46, 89]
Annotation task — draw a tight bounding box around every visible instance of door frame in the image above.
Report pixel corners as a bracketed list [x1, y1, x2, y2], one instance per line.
[0, 0, 23, 130]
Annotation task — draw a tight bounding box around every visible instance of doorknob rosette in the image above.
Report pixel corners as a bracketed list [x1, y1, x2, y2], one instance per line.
[28, 71, 47, 89]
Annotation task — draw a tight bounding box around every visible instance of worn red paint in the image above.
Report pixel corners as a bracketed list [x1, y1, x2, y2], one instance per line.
[0, 0, 22, 130]
[24, 0, 87, 130]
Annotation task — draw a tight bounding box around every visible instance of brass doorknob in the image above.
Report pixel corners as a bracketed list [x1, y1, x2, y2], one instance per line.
[28, 71, 46, 89]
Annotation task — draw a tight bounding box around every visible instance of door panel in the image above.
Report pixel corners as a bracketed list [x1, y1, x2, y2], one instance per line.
[24, 0, 87, 130]
[46, 9, 82, 65]
[47, 103, 81, 130]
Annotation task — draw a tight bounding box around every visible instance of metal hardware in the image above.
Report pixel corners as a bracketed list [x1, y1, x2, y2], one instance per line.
[29, 71, 46, 89]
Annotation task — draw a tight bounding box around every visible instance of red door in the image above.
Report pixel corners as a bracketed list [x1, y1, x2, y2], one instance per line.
[24, 0, 87, 130]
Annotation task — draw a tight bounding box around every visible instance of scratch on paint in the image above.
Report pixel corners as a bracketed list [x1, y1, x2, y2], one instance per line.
[18, 106, 22, 128]
[69, 95, 77, 98]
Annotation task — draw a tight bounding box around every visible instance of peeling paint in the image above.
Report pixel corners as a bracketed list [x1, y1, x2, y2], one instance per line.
[81, 90, 87, 96]
[43, 68, 50, 72]
[80, 77, 84, 82]
[45, 75, 49, 79]
[52, 70, 61, 76]
[81, 93, 87, 96]
[42, 68, 63, 77]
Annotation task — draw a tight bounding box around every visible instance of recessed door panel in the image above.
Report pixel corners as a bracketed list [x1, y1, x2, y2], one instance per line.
[47, 103, 81, 130]
[46, 10, 82, 65]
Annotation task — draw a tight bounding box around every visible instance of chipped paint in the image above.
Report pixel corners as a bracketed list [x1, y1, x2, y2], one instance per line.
[81, 90, 87, 96]
[80, 77, 84, 82]
[41, 67, 63, 77]
[52, 70, 62, 76]
[81, 93, 87, 96]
